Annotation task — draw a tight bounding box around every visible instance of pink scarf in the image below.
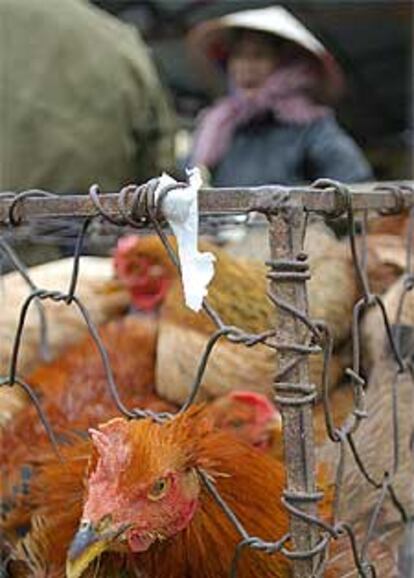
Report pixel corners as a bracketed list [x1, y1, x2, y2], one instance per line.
[191, 63, 332, 169]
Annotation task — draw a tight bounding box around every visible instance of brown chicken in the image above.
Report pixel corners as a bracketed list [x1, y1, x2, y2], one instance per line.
[1, 227, 355, 426]
[360, 211, 413, 295]
[114, 231, 355, 406]
[362, 275, 412, 369]
[114, 231, 356, 448]
[0, 315, 169, 501]
[8, 410, 291, 578]
[4, 408, 313, 576]
[0, 232, 191, 427]
[318, 337, 414, 572]
[0, 256, 133, 424]
[208, 389, 281, 450]
[307, 212, 414, 572]
[368, 211, 411, 237]
[1, 303, 285, 513]
[211, 385, 353, 464]
[6, 406, 399, 578]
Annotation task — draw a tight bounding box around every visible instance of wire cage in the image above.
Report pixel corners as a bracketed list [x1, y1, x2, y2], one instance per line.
[0, 178, 413, 577]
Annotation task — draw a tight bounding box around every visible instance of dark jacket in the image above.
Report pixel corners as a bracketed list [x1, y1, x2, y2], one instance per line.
[210, 114, 373, 187]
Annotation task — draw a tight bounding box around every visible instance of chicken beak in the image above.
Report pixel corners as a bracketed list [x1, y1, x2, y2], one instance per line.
[66, 520, 123, 578]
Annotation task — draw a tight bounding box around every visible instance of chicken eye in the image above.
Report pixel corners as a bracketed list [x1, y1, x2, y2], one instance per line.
[97, 514, 112, 531]
[228, 419, 244, 429]
[148, 477, 170, 501]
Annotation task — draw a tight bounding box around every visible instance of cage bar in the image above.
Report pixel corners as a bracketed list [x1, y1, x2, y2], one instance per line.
[268, 203, 322, 576]
[0, 181, 413, 224]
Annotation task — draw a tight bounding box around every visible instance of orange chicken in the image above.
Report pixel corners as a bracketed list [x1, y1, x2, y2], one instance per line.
[5, 407, 400, 577]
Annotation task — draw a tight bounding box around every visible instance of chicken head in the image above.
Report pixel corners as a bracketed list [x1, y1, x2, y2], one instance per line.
[209, 390, 282, 451]
[113, 235, 177, 311]
[66, 414, 205, 578]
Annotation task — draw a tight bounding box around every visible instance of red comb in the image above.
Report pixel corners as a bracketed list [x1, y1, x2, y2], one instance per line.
[228, 391, 277, 419]
[114, 235, 139, 277]
[115, 235, 140, 255]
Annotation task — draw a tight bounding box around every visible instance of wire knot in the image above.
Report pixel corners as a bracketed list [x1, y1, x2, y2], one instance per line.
[310, 178, 350, 219]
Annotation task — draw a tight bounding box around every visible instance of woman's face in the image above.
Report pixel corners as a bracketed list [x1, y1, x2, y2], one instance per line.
[227, 31, 279, 96]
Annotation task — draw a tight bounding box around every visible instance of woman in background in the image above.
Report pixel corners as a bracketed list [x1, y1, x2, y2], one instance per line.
[188, 6, 372, 187]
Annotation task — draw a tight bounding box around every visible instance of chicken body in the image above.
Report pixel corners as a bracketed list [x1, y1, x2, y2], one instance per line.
[2, 227, 408, 578]
[114, 231, 356, 405]
[1, 311, 282, 533]
[6, 406, 400, 578]
[349, 216, 414, 531]
[318, 351, 414, 573]
[9, 408, 292, 578]
[0, 256, 131, 424]
[1, 229, 355, 427]
[0, 239, 179, 425]
[1, 315, 173, 506]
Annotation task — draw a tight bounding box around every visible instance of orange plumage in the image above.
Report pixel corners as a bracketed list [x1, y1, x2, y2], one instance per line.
[1, 313, 283, 531]
[2, 229, 403, 576]
[113, 233, 351, 406]
[5, 406, 399, 578]
[0, 315, 174, 504]
[1, 233, 354, 530]
[6, 409, 298, 578]
[0, 235, 177, 425]
[0, 256, 133, 425]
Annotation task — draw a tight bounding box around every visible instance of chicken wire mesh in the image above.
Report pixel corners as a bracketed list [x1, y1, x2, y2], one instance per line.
[0, 178, 413, 577]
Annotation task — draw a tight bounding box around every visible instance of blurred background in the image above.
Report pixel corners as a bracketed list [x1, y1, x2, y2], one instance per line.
[92, 0, 413, 181]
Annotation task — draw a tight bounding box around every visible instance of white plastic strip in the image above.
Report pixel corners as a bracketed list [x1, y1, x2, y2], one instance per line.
[155, 168, 216, 312]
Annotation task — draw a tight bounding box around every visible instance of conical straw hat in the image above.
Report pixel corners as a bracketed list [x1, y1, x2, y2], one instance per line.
[188, 6, 344, 100]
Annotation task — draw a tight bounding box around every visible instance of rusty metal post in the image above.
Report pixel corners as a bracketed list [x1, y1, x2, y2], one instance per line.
[268, 203, 322, 577]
